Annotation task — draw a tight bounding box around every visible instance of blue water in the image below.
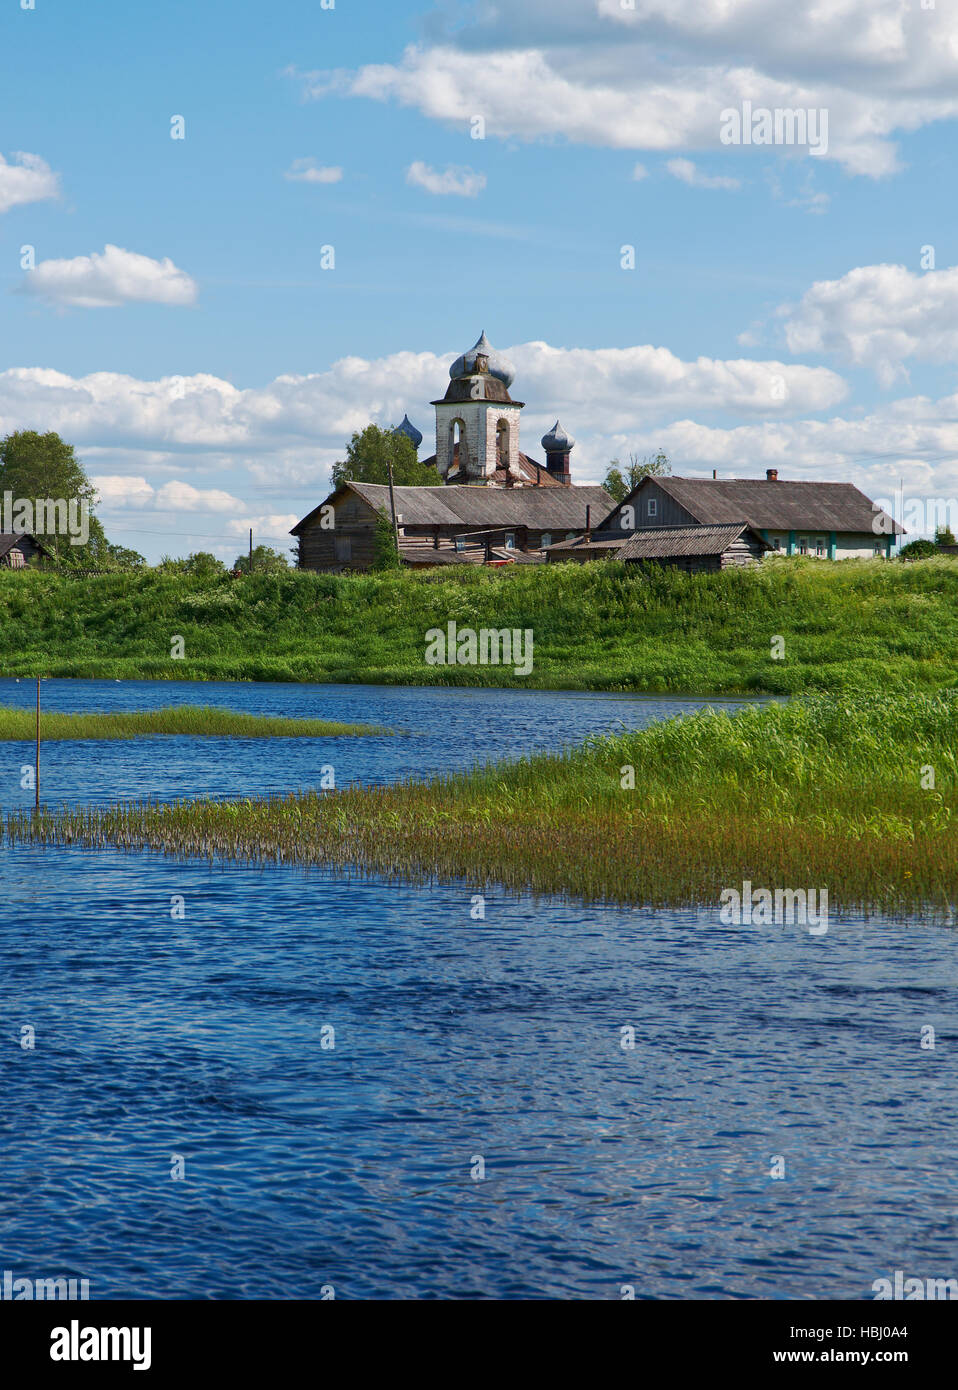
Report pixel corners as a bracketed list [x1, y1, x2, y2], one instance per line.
[0, 681, 954, 1300]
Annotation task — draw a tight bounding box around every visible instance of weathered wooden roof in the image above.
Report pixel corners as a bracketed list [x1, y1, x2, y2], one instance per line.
[603, 475, 905, 535]
[293, 482, 614, 534]
[617, 522, 767, 560]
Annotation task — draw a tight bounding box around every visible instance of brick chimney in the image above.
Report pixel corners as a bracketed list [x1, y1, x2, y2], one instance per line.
[766, 468, 778, 481]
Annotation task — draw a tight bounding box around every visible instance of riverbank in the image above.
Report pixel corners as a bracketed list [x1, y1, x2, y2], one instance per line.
[2, 557, 956, 693]
[0, 705, 384, 739]
[9, 693, 956, 914]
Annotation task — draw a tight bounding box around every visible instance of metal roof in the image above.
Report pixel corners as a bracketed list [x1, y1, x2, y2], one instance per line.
[603, 475, 904, 535]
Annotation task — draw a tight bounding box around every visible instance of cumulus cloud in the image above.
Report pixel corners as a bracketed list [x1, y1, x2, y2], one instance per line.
[225, 514, 299, 537]
[0, 152, 59, 214]
[21, 244, 198, 308]
[405, 161, 486, 197]
[777, 263, 958, 385]
[0, 342, 846, 470]
[667, 158, 741, 190]
[289, 0, 958, 177]
[284, 158, 343, 184]
[90, 475, 244, 511]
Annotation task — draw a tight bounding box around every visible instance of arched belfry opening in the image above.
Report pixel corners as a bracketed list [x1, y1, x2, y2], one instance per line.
[496, 419, 510, 471]
[450, 418, 468, 475]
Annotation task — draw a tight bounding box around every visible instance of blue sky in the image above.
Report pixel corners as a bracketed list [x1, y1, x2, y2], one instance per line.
[2, 0, 957, 559]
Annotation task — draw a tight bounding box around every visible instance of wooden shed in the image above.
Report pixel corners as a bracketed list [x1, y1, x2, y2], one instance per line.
[0, 533, 52, 569]
[617, 522, 769, 570]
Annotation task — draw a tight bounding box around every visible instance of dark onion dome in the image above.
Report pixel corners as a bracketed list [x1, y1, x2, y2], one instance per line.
[449, 331, 516, 388]
[540, 420, 576, 452]
[394, 414, 423, 448]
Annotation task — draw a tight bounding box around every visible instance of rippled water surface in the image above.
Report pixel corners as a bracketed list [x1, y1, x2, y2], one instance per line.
[0, 680, 953, 1299]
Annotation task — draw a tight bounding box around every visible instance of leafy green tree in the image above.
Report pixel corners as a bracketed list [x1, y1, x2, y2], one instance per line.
[935, 525, 956, 546]
[899, 539, 939, 560]
[233, 544, 288, 574]
[330, 424, 439, 490]
[104, 543, 146, 570]
[602, 451, 671, 502]
[157, 551, 227, 577]
[0, 430, 112, 567]
[372, 509, 401, 569]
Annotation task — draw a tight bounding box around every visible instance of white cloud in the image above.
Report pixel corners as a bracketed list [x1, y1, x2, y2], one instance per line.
[226, 514, 299, 537]
[0, 152, 59, 214]
[0, 343, 845, 469]
[290, 1, 958, 177]
[632, 162, 648, 181]
[779, 263, 958, 386]
[91, 475, 156, 508]
[284, 158, 343, 184]
[154, 481, 242, 512]
[405, 161, 486, 197]
[21, 244, 198, 309]
[667, 158, 741, 190]
[89, 475, 244, 512]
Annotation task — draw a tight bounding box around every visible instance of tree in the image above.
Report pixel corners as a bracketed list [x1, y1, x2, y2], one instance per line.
[104, 543, 146, 570]
[372, 509, 401, 569]
[233, 544, 288, 574]
[157, 551, 227, 577]
[935, 525, 956, 547]
[899, 539, 939, 560]
[0, 430, 112, 567]
[330, 424, 439, 490]
[602, 450, 670, 502]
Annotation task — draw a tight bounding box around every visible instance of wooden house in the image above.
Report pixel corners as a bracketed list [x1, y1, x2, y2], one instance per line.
[291, 482, 615, 572]
[596, 470, 904, 559]
[0, 533, 52, 569]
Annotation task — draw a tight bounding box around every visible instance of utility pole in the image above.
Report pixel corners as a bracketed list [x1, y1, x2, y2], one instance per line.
[249, 527, 253, 573]
[35, 675, 40, 811]
[386, 460, 401, 562]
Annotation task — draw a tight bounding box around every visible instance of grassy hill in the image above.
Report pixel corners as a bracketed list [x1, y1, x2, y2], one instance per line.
[1, 555, 956, 694]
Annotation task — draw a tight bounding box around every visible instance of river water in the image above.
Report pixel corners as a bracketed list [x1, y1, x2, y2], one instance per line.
[0, 680, 953, 1299]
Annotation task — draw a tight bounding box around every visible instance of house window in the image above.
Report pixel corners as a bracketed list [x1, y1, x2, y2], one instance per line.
[504, 532, 516, 550]
[455, 538, 466, 552]
[798, 536, 808, 555]
[566, 532, 576, 541]
[647, 498, 658, 517]
[540, 533, 552, 548]
[772, 536, 783, 550]
[815, 536, 826, 556]
[874, 540, 884, 556]
[334, 536, 352, 564]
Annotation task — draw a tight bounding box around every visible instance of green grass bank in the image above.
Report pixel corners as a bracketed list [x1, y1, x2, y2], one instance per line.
[0, 705, 384, 740]
[8, 693, 957, 915]
[0, 556, 956, 693]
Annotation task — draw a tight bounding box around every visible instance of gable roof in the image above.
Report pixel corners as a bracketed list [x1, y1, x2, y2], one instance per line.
[617, 521, 768, 560]
[0, 532, 52, 559]
[292, 482, 614, 534]
[602, 475, 904, 536]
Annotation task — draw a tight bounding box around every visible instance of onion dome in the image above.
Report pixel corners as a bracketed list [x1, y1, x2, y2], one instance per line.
[540, 420, 575, 452]
[449, 331, 516, 388]
[394, 414, 423, 449]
